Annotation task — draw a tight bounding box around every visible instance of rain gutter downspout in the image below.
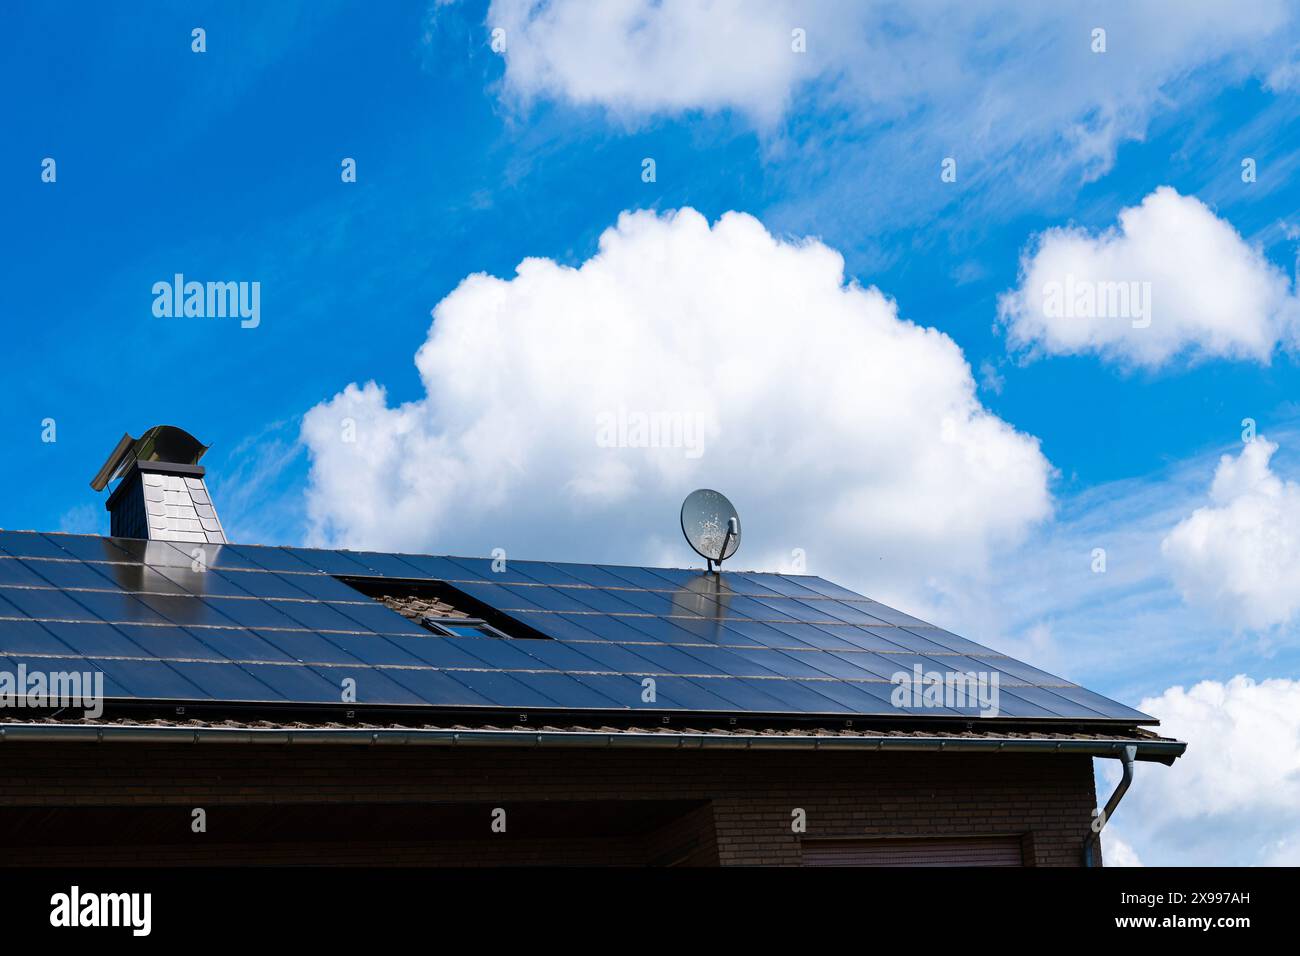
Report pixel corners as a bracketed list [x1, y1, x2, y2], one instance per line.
[1084, 743, 1137, 867]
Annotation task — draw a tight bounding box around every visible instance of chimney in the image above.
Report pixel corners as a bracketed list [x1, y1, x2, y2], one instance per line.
[90, 425, 227, 545]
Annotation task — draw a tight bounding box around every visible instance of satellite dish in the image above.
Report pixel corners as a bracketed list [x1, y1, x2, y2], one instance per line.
[680, 489, 742, 573]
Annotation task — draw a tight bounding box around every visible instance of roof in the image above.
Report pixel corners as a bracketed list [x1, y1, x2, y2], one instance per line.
[0, 530, 1167, 740]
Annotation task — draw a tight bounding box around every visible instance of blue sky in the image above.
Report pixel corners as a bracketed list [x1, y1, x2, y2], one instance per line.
[6, 1, 1300, 864]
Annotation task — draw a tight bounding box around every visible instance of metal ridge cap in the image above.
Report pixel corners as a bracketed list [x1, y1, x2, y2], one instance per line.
[0, 723, 1187, 761]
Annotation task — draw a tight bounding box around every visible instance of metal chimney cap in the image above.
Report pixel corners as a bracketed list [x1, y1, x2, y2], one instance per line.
[90, 425, 211, 491]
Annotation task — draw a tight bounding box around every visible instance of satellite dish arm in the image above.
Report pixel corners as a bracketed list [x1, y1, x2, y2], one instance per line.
[711, 516, 739, 574]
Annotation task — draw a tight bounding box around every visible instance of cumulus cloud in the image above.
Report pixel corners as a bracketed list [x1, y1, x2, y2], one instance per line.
[301, 208, 1050, 606]
[1102, 831, 1144, 867]
[1141, 676, 1300, 815]
[1161, 438, 1300, 630]
[999, 188, 1299, 368]
[1110, 676, 1300, 865]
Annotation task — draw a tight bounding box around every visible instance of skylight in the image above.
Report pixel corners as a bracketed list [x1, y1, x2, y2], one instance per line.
[419, 617, 511, 640]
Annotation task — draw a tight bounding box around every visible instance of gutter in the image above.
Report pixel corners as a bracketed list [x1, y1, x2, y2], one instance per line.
[0, 723, 1186, 763]
[1084, 743, 1138, 867]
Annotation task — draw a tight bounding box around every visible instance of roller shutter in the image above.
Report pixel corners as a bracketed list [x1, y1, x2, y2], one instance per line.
[801, 835, 1025, 866]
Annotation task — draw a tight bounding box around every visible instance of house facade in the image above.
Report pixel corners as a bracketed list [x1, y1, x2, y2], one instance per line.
[0, 428, 1184, 865]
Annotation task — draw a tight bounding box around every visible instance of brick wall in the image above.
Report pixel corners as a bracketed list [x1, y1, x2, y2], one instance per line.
[0, 743, 1098, 866]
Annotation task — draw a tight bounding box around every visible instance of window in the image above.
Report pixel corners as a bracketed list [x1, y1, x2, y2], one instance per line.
[420, 616, 511, 640]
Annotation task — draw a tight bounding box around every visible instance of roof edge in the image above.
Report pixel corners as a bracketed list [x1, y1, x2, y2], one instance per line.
[0, 723, 1187, 764]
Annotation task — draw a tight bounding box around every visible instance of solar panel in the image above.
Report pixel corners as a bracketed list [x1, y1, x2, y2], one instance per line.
[621, 642, 718, 676]
[256, 630, 363, 665]
[322, 600, 426, 635]
[784, 678, 896, 714]
[187, 627, 296, 663]
[332, 667, 426, 706]
[686, 676, 790, 712]
[508, 638, 607, 673]
[39, 621, 146, 657]
[375, 553, 486, 582]
[984, 686, 1063, 718]
[115, 624, 222, 661]
[0, 619, 73, 655]
[0, 535, 1155, 722]
[679, 644, 782, 678]
[7, 585, 109, 620]
[765, 622, 860, 651]
[837, 625, 949, 653]
[612, 616, 708, 645]
[373, 667, 493, 707]
[508, 671, 626, 709]
[196, 598, 297, 630]
[0, 531, 70, 559]
[592, 565, 680, 591]
[0, 559, 48, 587]
[734, 572, 822, 598]
[344, 551, 432, 578]
[169, 660, 282, 701]
[450, 581, 539, 611]
[1045, 683, 1150, 721]
[272, 600, 367, 632]
[442, 556, 538, 584]
[322, 632, 427, 667]
[712, 619, 806, 649]
[777, 574, 863, 599]
[280, 548, 374, 576]
[198, 570, 305, 600]
[268, 571, 362, 601]
[557, 639, 661, 675]
[98, 563, 195, 595]
[553, 587, 648, 615]
[23, 559, 116, 590]
[220, 545, 317, 573]
[41, 533, 138, 563]
[442, 669, 560, 709]
[727, 645, 851, 679]
[240, 663, 345, 703]
[751, 677, 855, 714]
[179, 544, 261, 570]
[501, 562, 583, 586]
[642, 676, 737, 711]
[90, 657, 209, 700]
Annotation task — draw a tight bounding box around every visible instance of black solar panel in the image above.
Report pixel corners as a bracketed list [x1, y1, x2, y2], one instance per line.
[0, 532, 1154, 722]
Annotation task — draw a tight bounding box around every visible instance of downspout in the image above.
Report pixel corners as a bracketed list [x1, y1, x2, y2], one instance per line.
[1084, 743, 1136, 867]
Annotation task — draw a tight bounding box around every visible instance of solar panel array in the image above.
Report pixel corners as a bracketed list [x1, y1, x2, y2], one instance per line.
[0, 531, 1151, 722]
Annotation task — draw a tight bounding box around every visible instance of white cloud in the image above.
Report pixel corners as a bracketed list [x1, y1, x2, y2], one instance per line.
[487, 0, 815, 126]
[998, 188, 1298, 368]
[301, 207, 1050, 606]
[1161, 438, 1300, 630]
[1141, 676, 1300, 815]
[921, 440, 1235, 696]
[1266, 54, 1300, 92]
[486, 1, 1295, 133]
[481, 1, 1300, 236]
[1108, 676, 1300, 865]
[1102, 830, 1144, 867]
[57, 503, 105, 536]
